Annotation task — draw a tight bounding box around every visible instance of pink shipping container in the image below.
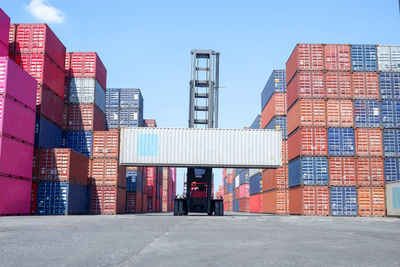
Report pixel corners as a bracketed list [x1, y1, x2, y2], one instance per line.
[239, 183, 249, 199]
[0, 135, 33, 178]
[0, 176, 31, 215]
[0, 57, 37, 110]
[0, 42, 7, 57]
[0, 94, 36, 144]
[0, 9, 10, 51]
[325, 72, 352, 99]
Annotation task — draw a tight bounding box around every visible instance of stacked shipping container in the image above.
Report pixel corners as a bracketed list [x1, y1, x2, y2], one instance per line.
[233, 169, 250, 212]
[248, 115, 263, 213]
[222, 168, 234, 211]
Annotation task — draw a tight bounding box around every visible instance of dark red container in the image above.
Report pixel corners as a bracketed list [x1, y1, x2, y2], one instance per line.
[36, 84, 63, 127]
[325, 72, 352, 99]
[143, 119, 157, 128]
[352, 72, 379, 99]
[90, 185, 126, 215]
[32, 148, 39, 179]
[67, 104, 106, 131]
[30, 180, 38, 214]
[288, 127, 328, 161]
[287, 71, 325, 109]
[89, 158, 126, 187]
[92, 130, 119, 158]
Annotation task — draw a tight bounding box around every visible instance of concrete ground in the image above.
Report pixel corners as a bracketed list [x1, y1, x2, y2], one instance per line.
[0, 213, 399, 267]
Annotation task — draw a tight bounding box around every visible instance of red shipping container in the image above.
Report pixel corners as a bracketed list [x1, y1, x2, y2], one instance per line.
[62, 104, 68, 129]
[286, 44, 324, 83]
[261, 93, 287, 128]
[288, 127, 328, 161]
[90, 185, 126, 215]
[326, 99, 353, 127]
[126, 192, 138, 213]
[287, 71, 325, 109]
[13, 53, 65, 98]
[355, 128, 383, 156]
[8, 24, 16, 55]
[67, 104, 105, 131]
[0, 134, 33, 179]
[249, 194, 262, 213]
[234, 187, 240, 200]
[239, 198, 249, 212]
[13, 24, 66, 68]
[0, 94, 36, 144]
[39, 148, 89, 185]
[36, 84, 63, 127]
[143, 193, 147, 213]
[356, 157, 384, 186]
[143, 119, 157, 127]
[92, 130, 119, 158]
[0, 9, 10, 49]
[0, 176, 31, 215]
[352, 72, 379, 99]
[30, 180, 37, 214]
[329, 157, 356, 186]
[281, 140, 288, 163]
[325, 72, 352, 99]
[289, 186, 329, 216]
[89, 158, 126, 187]
[0, 56, 37, 110]
[224, 192, 233, 203]
[65, 52, 107, 89]
[287, 99, 326, 134]
[239, 183, 249, 199]
[358, 187, 385, 217]
[224, 202, 232, 212]
[262, 189, 289, 215]
[32, 148, 39, 178]
[262, 165, 288, 191]
[144, 167, 155, 187]
[323, 44, 351, 71]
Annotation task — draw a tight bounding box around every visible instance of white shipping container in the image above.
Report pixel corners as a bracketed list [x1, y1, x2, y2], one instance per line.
[249, 168, 261, 177]
[119, 128, 282, 168]
[386, 181, 400, 217]
[69, 78, 106, 112]
[377, 46, 400, 72]
[235, 175, 240, 188]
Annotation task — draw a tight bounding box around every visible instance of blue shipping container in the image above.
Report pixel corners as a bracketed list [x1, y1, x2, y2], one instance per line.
[64, 131, 93, 157]
[261, 69, 286, 111]
[227, 184, 234, 193]
[381, 100, 400, 128]
[35, 116, 63, 148]
[239, 169, 249, 185]
[351, 44, 377, 72]
[119, 88, 144, 109]
[265, 116, 287, 140]
[384, 158, 400, 182]
[250, 115, 261, 129]
[330, 186, 358, 216]
[328, 128, 355, 156]
[289, 156, 329, 187]
[233, 199, 239, 212]
[383, 129, 400, 157]
[105, 108, 119, 129]
[354, 99, 381, 127]
[232, 188, 236, 200]
[379, 72, 400, 100]
[249, 173, 262, 195]
[126, 169, 143, 192]
[105, 88, 120, 108]
[37, 182, 89, 215]
[120, 108, 143, 127]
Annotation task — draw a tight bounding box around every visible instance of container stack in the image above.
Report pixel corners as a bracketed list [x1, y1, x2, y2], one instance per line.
[260, 70, 289, 215]
[222, 168, 234, 211]
[161, 167, 176, 212]
[126, 166, 145, 213]
[0, 9, 8, 56]
[234, 169, 249, 212]
[248, 115, 263, 213]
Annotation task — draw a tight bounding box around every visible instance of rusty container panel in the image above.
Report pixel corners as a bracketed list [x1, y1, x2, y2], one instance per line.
[288, 127, 328, 161]
[289, 186, 329, 216]
[262, 165, 288, 192]
[355, 128, 383, 156]
[356, 157, 385, 186]
[326, 99, 354, 127]
[287, 99, 326, 135]
[329, 157, 356, 186]
[262, 189, 289, 215]
[358, 187, 385, 217]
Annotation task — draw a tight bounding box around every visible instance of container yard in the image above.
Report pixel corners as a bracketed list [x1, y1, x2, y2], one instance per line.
[1, 1, 400, 266]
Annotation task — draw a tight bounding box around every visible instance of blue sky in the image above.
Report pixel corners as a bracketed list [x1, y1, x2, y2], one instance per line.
[2, 0, 400, 195]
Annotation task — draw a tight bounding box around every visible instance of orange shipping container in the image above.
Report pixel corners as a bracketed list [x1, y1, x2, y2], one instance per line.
[262, 189, 289, 215]
[358, 187, 385, 217]
[352, 72, 379, 99]
[287, 99, 326, 134]
[239, 198, 249, 212]
[262, 165, 288, 192]
[89, 159, 126, 187]
[355, 128, 383, 156]
[326, 99, 353, 127]
[249, 194, 262, 213]
[325, 72, 352, 99]
[224, 192, 233, 203]
[261, 93, 287, 128]
[92, 130, 120, 158]
[323, 44, 351, 71]
[328, 157, 357, 186]
[289, 186, 329, 216]
[89, 185, 126, 215]
[356, 157, 385, 186]
[224, 202, 232, 212]
[288, 127, 328, 161]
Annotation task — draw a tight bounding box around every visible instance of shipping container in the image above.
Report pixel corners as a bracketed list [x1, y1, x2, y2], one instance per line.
[249, 173, 262, 195]
[0, 176, 31, 215]
[288, 127, 327, 161]
[327, 128, 355, 156]
[265, 116, 287, 139]
[386, 181, 400, 217]
[143, 119, 157, 128]
[261, 93, 287, 128]
[249, 194, 262, 213]
[261, 70, 286, 110]
[106, 108, 119, 129]
[64, 131, 92, 157]
[287, 99, 326, 134]
[286, 44, 324, 83]
[326, 99, 353, 127]
[355, 128, 382, 156]
[32, 148, 39, 178]
[239, 169, 249, 185]
[126, 191, 143, 213]
[354, 99, 381, 127]
[377, 45, 400, 72]
[105, 88, 120, 108]
[69, 78, 106, 113]
[35, 116, 62, 148]
[323, 44, 351, 71]
[30, 180, 37, 214]
[379, 72, 400, 99]
[381, 100, 400, 128]
[384, 157, 400, 182]
[239, 184, 249, 199]
[120, 128, 282, 168]
[262, 165, 288, 191]
[325, 72, 352, 99]
[119, 108, 142, 128]
[351, 44, 377, 72]
[330, 186, 358, 216]
[328, 157, 356, 186]
[358, 187, 385, 217]
[89, 159, 125, 187]
[119, 88, 143, 109]
[288, 156, 328, 187]
[37, 84, 64, 127]
[39, 148, 88, 185]
[289, 186, 329, 216]
[67, 104, 106, 131]
[239, 198, 249, 212]
[233, 199, 239, 212]
[286, 71, 325, 109]
[0, 134, 33, 178]
[37, 181, 88, 215]
[383, 129, 400, 156]
[262, 189, 289, 215]
[250, 115, 261, 130]
[352, 72, 379, 99]
[356, 157, 384, 186]
[89, 185, 126, 215]
[126, 167, 143, 192]
[0, 9, 10, 49]
[226, 183, 234, 193]
[92, 130, 119, 158]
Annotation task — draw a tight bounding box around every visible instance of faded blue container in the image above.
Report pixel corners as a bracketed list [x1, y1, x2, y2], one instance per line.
[126, 169, 143, 192]
[330, 186, 358, 216]
[354, 99, 381, 127]
[249, 173, 262, 195]
[383, 129, 400, 157]
[37, 182, 88, 215]
[105, 88, 120, 108]
[328, 128, 355, 156]
[384, 158, 400, 182]
[250, 115, 261, 129]
[232, 188, 236, 201]
[288, 156, 328, 187]
[119, 88, 144, 109]
[261, 69, 286, 111]
[239, 169, 249, 185]
[64, 131, 93, 157]
[35, 116, 63, 148]
[265, 116, 287, 139]
[233, 199, 239, 212]
[105, 108, 119, 129]
[381, 100, 400, 128]
[351, 44, 377, 71]
[379, 72, 400, 99]
[227, 184, 234, 193]
[119, 108, 143, 127]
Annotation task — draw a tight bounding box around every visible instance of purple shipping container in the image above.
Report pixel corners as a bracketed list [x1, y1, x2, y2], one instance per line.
[0, 135, 33, 178]
[0, 176, 31, 215]
[0, 94, 35, 144]
[0, 9, 10, 49]
[0, 57, 37, 110]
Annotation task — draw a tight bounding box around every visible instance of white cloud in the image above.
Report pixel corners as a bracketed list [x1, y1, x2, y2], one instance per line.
[25, 0, 65, 24]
